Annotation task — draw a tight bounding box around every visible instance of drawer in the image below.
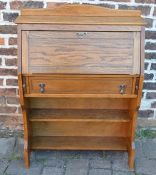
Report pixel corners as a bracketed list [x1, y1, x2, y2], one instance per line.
[27, 76, 134, 95]
[22, 31, 140, 74]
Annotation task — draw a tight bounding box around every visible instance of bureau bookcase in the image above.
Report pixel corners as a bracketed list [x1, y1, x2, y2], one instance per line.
[16, 4, 145, 169]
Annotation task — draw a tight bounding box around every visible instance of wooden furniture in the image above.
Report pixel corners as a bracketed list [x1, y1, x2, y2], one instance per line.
[16, 4, 145, 169]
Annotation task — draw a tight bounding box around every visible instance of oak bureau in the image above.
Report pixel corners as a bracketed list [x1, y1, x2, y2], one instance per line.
[15, 4, 145, 169]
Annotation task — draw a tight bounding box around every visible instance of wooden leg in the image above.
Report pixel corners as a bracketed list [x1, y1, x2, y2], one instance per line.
[128, 142, 135, 170]
[24, 145, 30, 168]
[22, 107, 30, 168]
[18, 75, 30, 168]
[128, 100, 137, 170]
[128, 77, 144, 170]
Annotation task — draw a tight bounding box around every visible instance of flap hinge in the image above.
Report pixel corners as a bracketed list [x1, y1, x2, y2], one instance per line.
[22, 77, 26, 93]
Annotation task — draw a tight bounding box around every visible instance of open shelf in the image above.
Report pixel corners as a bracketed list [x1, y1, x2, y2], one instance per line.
[30, 136, 128, 150]
[29, 109, 130, 137]
[29, 109, 130, 122]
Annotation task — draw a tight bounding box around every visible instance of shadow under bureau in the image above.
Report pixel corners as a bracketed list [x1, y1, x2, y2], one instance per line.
[15, 4, 145, 169]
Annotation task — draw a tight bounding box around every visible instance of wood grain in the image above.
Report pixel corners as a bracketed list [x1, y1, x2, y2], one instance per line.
[17, 25, 22, 74]
[15, 4, 144, 25]
[22, 31, 28, 73]
[133, 32, 140, 74]
[30, 109, 130, 137]
[16, 4, 145, 169]
[25, 94, 137, 98]
[30, 136, 128, 150]
[141, 27, 145, 75]
[29, 98, 130, 110]
[22, 31, 140, 74]
[28, 76, 133, 95]
[31, 121, 129, 137]
[20, 24, 142, 32]
[16, 16, 145, 26]
[21, 4, 141, 17]
[29, 109, 130, 122]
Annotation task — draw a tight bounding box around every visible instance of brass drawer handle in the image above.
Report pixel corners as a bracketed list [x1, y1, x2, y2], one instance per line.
[76, 32, 87, 39]
[119, 84, 126, 94]
[39, 83, 45, 93]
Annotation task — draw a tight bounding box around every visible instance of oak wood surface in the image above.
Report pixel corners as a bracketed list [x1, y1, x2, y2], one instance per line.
[29, 98, 130, 110]
[21, 4, 141, 17]
[30, 109, 130, 137]
[20, 24, 142, 32]
[31, 121, 129, 137]
[23, 74, 139, 78]
[18, 75, 30, 168]
[29, 109, 130, 122]
[15, 4, 145, 25]
[22, 31, 28, 73]
[24, 94, 137, 98]
[16, 16, 145, 25]
[17, 26, 22, 74]
[30, 136, 128, 150]
[133, 32, 140, 74]
[141, 27, 145, 75]
[28, 76, 133, 94]
[16, 4, 145, 169]
[127, 76, 144, 169]
[23, 31, 140, 74]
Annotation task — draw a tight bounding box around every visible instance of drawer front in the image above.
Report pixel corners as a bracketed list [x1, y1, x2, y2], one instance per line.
[22, 31, 140, 74]
[28, 76, 133, 95]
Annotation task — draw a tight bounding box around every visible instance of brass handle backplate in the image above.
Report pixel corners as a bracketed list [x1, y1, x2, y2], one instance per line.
[119, 84, 126, 95]
[39, 83, 45, 93]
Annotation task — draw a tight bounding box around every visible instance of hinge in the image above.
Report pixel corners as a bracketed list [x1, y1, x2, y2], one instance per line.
[22, 77, 26, 93]
[135, 85, 139, 91]
[135, 78, 140, 94]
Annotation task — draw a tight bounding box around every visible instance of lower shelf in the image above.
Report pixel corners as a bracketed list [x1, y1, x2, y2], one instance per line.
[30, 136, 128, 151]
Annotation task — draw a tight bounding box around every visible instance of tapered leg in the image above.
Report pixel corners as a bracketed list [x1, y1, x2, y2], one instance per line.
[18, 74, 30, 168]
[128, 142, 135, 170]
[24, 144, 30, 168]
[22, 107, 30, 168]
[128, 109, 136, 170]
[128, 77, 144, 170]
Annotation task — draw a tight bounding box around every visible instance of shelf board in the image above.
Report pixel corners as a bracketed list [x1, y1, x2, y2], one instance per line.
[29, 109, 130, 122]
[24, 93, 137, 98]
[30, 136, 128, 150]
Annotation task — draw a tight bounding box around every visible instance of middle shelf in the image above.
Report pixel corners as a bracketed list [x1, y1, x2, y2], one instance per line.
[29, 109, 130, 137]
[29, 109, 130, 122]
